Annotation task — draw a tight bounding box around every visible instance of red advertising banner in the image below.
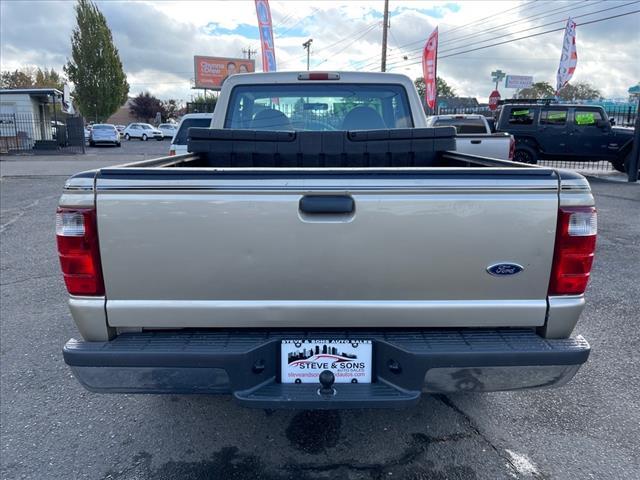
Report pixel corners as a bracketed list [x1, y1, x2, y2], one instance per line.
[255, 0, 277, 72]
[193, 56, 255, 90]
[422, 27, 438, 111]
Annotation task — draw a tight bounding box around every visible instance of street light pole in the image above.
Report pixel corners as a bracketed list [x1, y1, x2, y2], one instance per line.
[302, 39, 313, 71]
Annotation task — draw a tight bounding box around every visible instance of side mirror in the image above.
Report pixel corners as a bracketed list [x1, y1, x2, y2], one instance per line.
[595, 119, 610, 129]
[609, 117, 616, 126]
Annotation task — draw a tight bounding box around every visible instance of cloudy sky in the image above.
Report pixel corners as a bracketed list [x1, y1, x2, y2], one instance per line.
[1, 0, 638, 102]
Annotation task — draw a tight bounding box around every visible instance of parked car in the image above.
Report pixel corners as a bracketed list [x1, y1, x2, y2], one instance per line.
[59, 71, 592, 409]
[157, 123, 178, 140]
[89, 124, 121, 147]
[123, 123, 163, 141]
[426, 114, 514, 160]
[495, 101, 635, 171]
[169, 113, 213, 155]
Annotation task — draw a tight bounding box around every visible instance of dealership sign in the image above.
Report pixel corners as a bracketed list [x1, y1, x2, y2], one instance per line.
[193, 56, 255, 90]
[505, 75, 533, 89]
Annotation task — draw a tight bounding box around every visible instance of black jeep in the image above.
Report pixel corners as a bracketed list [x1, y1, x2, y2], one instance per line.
[495, 101, 635, 172]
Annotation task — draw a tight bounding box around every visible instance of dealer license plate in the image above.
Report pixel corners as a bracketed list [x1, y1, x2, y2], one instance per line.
[281, 339, 372, 384]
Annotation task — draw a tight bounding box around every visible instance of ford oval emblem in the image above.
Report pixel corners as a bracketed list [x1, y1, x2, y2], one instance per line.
[487, 263, 524, 276]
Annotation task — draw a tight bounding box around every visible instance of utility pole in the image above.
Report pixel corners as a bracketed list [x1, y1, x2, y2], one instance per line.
[242, 47, 257, 59]
[302, 39, 313, 71]
[381, 0, 389, 72]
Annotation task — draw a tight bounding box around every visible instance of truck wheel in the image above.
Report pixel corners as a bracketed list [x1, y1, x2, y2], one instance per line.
[610, 158, 626, 173]
[513, 146, 538, 164]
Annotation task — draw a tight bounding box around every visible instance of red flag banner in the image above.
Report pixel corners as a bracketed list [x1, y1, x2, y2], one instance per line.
[422, 27, 438, 111]
[556, 17, 577, 94]
[255, 0, 277, 72]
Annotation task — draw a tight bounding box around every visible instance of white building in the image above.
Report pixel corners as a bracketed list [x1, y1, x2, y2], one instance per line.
[0, 88, 63, 152]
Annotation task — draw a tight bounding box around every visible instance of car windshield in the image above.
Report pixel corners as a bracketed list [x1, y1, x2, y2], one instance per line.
[173, 118, 212, 145]
[92, 125, 114, 130]
[432, 118, 487, 134]
[141, 124, 155, 129]
[224, 83, 413, 131]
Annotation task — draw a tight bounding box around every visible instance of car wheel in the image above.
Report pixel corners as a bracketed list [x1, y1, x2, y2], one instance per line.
[156, 136, 163, 141]
[116, 142, 121, 148]
[142, 134, 148, 141]
[513, 146, 538, 164]
[610, 157, 626, 173]
[89, 141, 95, 147]
[124, 133, 130, 140]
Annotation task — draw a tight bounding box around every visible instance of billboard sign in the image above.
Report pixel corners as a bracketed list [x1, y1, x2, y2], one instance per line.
[505, 75, 533, 89]
[193, 56, 255, 90]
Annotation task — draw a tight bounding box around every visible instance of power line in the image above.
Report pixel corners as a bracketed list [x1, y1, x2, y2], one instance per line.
[313, 22, 379, 55]
[314, 23, 380, 68]
[357, 0, 616, 71]
[348, 0, 544, 69]
[276, 7, 320, 37]
[387, 9, 640, 69]
[379, 1, 639, 70]
[438, 0, 597, 49]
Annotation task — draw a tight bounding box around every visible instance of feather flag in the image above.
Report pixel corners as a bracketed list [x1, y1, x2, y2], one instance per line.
[556, 17, 577, 94]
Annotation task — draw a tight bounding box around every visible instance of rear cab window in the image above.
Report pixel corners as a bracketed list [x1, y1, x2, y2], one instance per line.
[432, 118, 487, 134]
[173, 118, 213, 145]
[224, 83, 413, 131]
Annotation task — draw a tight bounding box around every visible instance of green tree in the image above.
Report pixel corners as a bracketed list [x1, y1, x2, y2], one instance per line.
[34, 68, 65, 90]
[414, 76, 456, 99]
[189, 94, 217, 113]
[1, 69, 35, 88]
[129, 92, 165, 123]
[162, 99, 183, 119]
[557, 82, 602, 102]
[516, 81, 555, 99]
[1, 67, 64, 89]
[64, 0, 129, 121]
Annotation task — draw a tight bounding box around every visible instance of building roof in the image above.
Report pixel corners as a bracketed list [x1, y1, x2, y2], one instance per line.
[0, 88, 63, 97]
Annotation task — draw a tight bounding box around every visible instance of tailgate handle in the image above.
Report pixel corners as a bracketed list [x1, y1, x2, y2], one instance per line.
[299, 195, 354, 214]
[470, 139, 482, 144]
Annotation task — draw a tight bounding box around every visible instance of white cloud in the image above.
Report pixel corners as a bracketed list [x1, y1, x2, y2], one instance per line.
[1, 0, 638, 101]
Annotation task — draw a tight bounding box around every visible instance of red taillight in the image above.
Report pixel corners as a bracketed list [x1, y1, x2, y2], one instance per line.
[508, 136, 515, 161]
[169, 148, 176, 156]
[56, 208, 104, 295]
[549, 207, 597, 295]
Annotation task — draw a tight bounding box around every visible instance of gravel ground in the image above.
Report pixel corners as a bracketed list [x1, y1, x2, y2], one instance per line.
[1, 153, 639, 479]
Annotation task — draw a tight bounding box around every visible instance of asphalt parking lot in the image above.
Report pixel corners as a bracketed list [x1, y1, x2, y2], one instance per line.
[1, 147, 639, 480]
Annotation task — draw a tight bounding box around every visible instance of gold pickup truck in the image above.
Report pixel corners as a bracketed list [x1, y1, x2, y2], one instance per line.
[58, 72, 594, 409]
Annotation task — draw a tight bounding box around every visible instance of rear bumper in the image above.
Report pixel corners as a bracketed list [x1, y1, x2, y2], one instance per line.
[63, 329, 590, 409]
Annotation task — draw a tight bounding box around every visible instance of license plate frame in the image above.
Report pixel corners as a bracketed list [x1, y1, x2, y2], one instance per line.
[281, 339, 372, 384]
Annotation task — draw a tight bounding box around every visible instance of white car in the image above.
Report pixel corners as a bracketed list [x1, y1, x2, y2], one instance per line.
[169, 113, 213, 155]
[123, 123, 163, 141]
[157, 123, 178, 140]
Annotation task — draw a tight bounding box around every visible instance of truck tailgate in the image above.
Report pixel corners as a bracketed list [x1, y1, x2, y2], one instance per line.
[95, 168, 559, 328]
